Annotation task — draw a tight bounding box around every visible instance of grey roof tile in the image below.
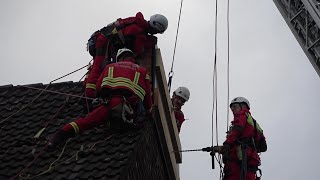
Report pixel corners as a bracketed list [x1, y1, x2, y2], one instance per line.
[0, 81, 146, 179]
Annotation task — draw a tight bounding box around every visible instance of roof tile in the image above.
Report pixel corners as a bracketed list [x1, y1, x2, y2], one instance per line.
[0, 81, 155, 179]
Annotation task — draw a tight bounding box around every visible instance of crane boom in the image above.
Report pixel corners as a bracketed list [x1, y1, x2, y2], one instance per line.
[273, 0, 320, 77]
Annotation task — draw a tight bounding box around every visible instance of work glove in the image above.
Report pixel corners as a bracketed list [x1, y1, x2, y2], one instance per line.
[47, 130, 73, 150]
[222, 143, 231, 163]
[213, 146, 224, 154]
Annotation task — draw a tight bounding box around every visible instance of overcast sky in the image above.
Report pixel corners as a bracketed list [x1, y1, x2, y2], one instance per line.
[1, 0, 320, 179]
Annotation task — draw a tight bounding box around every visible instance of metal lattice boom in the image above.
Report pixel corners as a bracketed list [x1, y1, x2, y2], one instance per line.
[274, 0, 320, 77]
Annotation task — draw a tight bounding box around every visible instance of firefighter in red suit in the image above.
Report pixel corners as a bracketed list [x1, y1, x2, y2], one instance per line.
[213, 97, 267, 180]
[49, 48, 152, 147]
[85, 12, 168, 99]
[171, 87, 190, 132]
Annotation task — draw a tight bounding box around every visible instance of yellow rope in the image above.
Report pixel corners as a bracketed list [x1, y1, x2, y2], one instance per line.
[19, 134, 113, 179]
[19, 139, 71, 179]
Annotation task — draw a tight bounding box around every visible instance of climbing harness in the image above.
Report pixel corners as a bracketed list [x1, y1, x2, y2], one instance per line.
[110, 96, 136, 125]
[239, 144, 248, 180]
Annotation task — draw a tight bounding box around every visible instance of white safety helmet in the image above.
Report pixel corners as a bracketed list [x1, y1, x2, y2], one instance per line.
[116, 48, 134, 61]
[174, 87, 190, 101]
[230, 97, 250, 109]
[149, 14, 168, 33]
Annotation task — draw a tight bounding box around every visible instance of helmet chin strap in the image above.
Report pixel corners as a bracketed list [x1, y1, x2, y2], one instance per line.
[173, 105, 181, 110]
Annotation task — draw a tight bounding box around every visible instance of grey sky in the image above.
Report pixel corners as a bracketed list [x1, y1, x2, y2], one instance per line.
[1, 0, 320, 179]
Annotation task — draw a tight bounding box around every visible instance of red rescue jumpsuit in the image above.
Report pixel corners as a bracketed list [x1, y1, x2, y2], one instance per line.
[85, 12, 151, 98]
[173, 107, 185, 133]
[223, 109, 265, 180]
[62, 58, 152, 136]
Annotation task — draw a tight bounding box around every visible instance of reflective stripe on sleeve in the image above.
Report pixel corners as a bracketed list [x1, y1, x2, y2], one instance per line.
[246, 113, 263, 133]
[86, 83, 96, 90]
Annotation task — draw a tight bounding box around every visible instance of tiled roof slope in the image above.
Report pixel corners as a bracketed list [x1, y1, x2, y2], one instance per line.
[0, 81, 168, 180]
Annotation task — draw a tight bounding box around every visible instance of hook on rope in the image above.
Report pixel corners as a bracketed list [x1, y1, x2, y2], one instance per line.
[167, 71, 174, 92]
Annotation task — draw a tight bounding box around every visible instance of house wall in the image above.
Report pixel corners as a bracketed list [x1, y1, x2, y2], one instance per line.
[121, 122, 169, 180]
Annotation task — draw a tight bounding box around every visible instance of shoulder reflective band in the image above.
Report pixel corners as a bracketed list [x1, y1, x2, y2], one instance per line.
[102, 67, 146, 100]
[133, 72, 140, 84]
[246, 113, 263, 133]
[114, 20, 125, 44]
[108, 66, 114, 78]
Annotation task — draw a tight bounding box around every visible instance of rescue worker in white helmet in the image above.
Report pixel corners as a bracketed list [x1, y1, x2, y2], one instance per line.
[85, 12, 168, 101]
[171, 87, 190, 132]
[49, 48, 152, 149]
[212, 97, 267, 180]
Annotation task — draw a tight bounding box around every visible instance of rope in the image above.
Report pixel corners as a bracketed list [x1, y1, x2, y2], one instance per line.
[17, 85, 95, 100]
[226, 0, 231, 133]
[168, 0, 184, 92]
[174, 147, 224, 169]
[18, 139, 71, 179]
[88, 134, 113, 151]
[19, 134, 113, 179]
[10, 114, 71, 180]
[76, 70, 91, 113]
[0, 97, 69, 160]
[0, 84, 50, 125]
[10, 142, 50, 180]
[212, 0, 219, 152]
[50, 64, 89, 84]
[214, 154, 224, 177]
[0, 64, 89, 125]
[4, 64, 90, 179]
[34, 96, 69, 139]
[211, 0, 225, 178]
[35, 67, 89, 137]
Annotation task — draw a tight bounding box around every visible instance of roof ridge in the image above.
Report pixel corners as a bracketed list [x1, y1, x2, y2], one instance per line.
[44, 81, 82, 86]
[0, 84, 13, 89]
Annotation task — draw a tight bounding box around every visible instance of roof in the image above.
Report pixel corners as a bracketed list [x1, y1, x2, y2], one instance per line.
[0, 81, 168, 180]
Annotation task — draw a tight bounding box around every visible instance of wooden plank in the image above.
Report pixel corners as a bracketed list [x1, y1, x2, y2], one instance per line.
[154, 48, 182, 163]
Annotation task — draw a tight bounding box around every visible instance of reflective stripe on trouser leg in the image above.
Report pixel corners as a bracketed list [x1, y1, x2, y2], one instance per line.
[69, 122, 80, 135]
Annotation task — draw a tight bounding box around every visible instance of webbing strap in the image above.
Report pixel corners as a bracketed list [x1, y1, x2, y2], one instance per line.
[246, 113, 263, 132]
[114, 21, 126, 44]
[246, 113, 263, 152]
[133, 72, 140, 84]
[240, 145, 248, 180]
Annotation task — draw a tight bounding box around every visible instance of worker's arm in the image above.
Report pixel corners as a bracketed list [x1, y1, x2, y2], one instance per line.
[85, 35, 108, 98]
[224, 111, 247, 145]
